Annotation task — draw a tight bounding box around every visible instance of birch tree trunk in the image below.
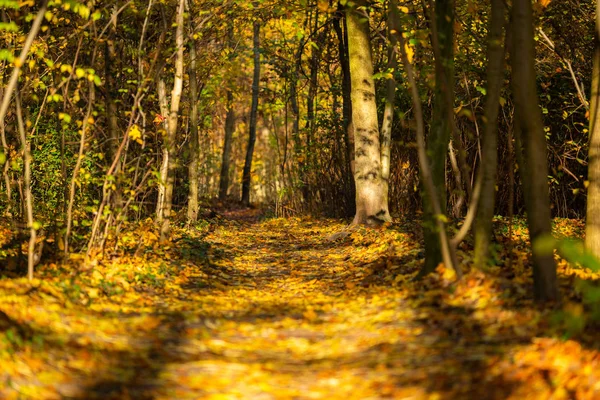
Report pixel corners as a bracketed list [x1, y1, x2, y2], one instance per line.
[159, 0, 185, 241]
[155, 78, 170, 222]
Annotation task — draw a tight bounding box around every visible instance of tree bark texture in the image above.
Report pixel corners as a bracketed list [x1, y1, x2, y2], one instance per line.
[510, 0, 558, 301]
[155, 78, 170, 223]
[586, 0, 600, 258]
[333, 5, 356, 214]
[346, 0, 391, 225]
[219, 91, 235, 200]
[304, 10, 325, 205]
[422, 0, 454, 275]
[473, 0, 506, 267]
[159, 0, 185, 241]
[187, 42, 200, 223]
[380, 0, 401, 215]
[241, 20, 261, 206]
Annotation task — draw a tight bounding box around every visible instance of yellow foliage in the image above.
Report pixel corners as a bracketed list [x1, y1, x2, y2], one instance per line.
[404, 43, 414, 63]
[0, 216, 597, 399]
[128, 124, 143, 145]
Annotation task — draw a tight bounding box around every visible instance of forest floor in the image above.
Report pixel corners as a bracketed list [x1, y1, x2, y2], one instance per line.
[1, 208, 600, 399]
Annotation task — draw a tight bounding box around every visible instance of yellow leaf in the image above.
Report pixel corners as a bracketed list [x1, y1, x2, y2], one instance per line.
[115, 277, 130, 291]
[317, 0, 329, 12]
[404, 44, 414, 63]
[92, 269, 103, 281]
[303, 308, 317, 321]
[128, 124, 143, 145]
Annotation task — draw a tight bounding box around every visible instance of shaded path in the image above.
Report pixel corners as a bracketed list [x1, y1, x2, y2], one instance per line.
[1, 214, 600, 399]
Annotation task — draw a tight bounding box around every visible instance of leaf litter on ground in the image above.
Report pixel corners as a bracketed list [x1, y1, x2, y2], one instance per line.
[0, 211, 600, 399]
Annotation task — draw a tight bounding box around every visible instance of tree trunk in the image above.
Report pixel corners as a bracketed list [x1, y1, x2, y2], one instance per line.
[586, 0, 600, 258]
[473, 0, 506, 267]
[289, 51, 303, 201]
[187, 41, 200, 223]
[159, 0, 185, 241]
[333, 6, 356, 215]
[104, 5, 120, 173]
[381, 0, 401, 214]
[104, 5, 123, 214]
[346, 0, 391, 225]
[155, 77, 170, 223]
[396, 18, 460, 277]
[219, 26, 236, 202]
[0, 1, 48, 220]
[422, 0, 454, 275]
[304, 10, 326, 205]
[219, 91, 235, 200]
[241, 20, 261, 206]
[511, 0, 558, 301]
[290, 13, 306, 207]
[15, 92, 35, 280]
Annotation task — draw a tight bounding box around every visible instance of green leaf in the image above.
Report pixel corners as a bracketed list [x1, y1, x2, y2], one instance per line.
[0, 0, 19, 9]
[558, 239, 600, 272]
[0, 22, 18, 32]
[0, 49, 14, 62]
[58, 113, 72, 124]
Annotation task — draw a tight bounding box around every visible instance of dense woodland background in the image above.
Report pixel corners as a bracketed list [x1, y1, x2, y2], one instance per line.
[0, 0, 597, 293]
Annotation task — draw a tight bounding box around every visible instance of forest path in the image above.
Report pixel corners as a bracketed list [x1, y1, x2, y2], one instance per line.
[0, 213, 598, 399]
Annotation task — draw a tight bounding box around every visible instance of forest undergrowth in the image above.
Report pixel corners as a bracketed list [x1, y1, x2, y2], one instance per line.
[0, 209, 599, 399]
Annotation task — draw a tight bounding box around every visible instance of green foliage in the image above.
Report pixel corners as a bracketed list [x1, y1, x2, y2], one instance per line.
[545, 237, 600, 337]
[0, 0, 19, 9]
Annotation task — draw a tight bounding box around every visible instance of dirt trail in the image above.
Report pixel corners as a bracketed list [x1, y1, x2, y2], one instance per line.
[1, 214, 599, 399]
